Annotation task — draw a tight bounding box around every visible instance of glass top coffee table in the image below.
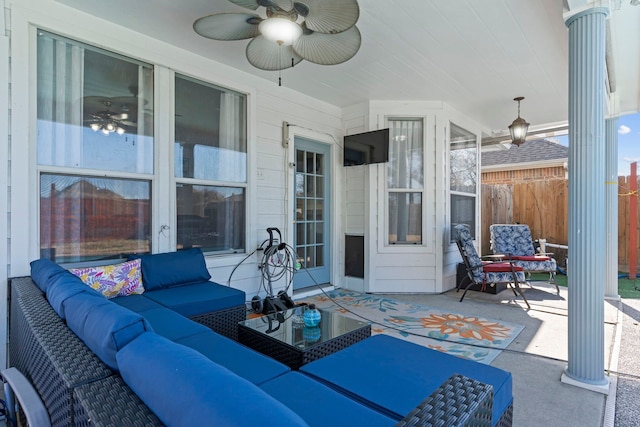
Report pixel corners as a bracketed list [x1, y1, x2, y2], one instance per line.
[238, 306, 371, 369]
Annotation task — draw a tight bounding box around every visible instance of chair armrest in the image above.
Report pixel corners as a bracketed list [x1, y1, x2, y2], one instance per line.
[481, 254, 505, 261]
[394, 374, 493, 427]
[2, 367, 51, 427]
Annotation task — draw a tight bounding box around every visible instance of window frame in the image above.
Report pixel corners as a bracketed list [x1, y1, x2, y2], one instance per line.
[173, 73, 248, 255]
[385, 116, 427, 247]
[448, 121, 479, 243]
[32, 29, 252, 266]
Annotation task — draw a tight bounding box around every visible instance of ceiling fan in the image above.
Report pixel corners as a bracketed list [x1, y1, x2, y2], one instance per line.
[193, 0, 361, 72]
[83, 97, 138, 136]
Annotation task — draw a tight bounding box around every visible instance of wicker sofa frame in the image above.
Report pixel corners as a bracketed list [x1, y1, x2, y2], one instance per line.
[8, 276, 511, 426]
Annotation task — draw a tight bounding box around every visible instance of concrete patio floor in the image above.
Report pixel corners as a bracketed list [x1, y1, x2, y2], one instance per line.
[384, 282, 640, 427]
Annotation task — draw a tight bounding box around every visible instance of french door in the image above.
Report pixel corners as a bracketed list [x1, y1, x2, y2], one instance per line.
[293, 138, 331, 290]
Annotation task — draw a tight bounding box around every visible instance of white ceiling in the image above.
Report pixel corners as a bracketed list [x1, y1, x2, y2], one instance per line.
[53, 0, 640, 135]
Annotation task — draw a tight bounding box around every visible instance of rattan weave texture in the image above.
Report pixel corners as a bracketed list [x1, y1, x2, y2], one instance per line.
[190, 304, 246, 340]
[395, 374, 493, 426]
[8, 277, 152, 426]
[73, 376, 162, 426]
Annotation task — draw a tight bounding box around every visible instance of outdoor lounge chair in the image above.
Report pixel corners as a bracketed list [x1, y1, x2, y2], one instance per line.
[489, 224, 559, 294]
[454, 224, 530, 309]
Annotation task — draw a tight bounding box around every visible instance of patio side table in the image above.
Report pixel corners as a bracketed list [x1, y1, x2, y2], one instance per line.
[238, 307, 371, 369]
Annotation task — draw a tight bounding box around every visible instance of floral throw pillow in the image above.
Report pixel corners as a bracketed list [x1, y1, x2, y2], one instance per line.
[70, 259, 144, 298]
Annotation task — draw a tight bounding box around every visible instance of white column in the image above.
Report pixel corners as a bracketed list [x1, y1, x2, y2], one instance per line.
[605, 117, 620, 300]
[561, 6, 610, 393]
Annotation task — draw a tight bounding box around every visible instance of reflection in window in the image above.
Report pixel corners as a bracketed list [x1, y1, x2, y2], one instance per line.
[37, 31, 154, 174]
[176, 185, 245, 253]
[449, 123, 478, 240]
[174, 75, 247, 253]
[37, 31, 154, 263]
[388, 118, 424, 244]
[40, 174, 150, 263]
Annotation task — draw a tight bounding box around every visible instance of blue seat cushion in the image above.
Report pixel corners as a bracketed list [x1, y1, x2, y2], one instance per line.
[176, 330, 290, 385]
[46, 271, 102, 319]
[64, 292, 153, 371]
[300, 335, 512, 426]
[261, 372, 396, 427]
[138, 307, 209, 341]
[143, 281, 245, 317]
[117, 332, 309, 427]
[30, 258, 67, 292]
[129, 248, 211, 291]
[111, 294, 165, 313]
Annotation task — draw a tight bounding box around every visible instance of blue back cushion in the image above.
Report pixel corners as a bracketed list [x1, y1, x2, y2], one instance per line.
[46, 271, 102, 319]
[117, 332, 309, 427]
[137, 307, 209, 341]
[65, 292, 153, 371]
[130, 248, 211, 291]
[111, 294, 165, 313]
[176, 330, 290, 385]
[30, 259, 68, 292]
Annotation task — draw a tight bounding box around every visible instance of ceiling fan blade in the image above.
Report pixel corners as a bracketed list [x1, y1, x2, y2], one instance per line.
[194, 13, 261, 41]
[293, 25, 361, 65]
[227, 0, 260, 10]
[227, 0, 294, 11]
[120, 120, 137, 127]
[246, 36, 303, 71]
[294, 0, 359, 34]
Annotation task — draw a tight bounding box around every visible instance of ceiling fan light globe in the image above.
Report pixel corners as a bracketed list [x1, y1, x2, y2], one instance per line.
[90, 123, 101, 132]
[259, 17, 302, 46]
[116, 127, 125, 135]
[101, 128, 110, 135]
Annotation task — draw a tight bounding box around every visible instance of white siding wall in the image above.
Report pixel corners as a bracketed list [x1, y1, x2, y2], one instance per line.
[0, 5, 10, 370]
[5, 2, 342, 320]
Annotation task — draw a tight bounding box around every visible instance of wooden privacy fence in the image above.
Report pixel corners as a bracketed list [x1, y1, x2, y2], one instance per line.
[481, 176, 639, 273]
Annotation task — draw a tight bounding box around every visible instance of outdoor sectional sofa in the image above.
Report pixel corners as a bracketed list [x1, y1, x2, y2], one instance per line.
[8, 249, 514, 426]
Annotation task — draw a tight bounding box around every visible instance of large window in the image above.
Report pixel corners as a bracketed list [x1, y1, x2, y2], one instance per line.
[174, 75, 247, 253]
[387, 118, 424, 244]
[449, 123, 478, 241]
[37, 31, 153, 262]
[36, 32, 249, 262]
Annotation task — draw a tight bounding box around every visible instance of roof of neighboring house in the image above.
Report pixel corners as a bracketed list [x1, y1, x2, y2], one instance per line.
[482, 139, 568, 167]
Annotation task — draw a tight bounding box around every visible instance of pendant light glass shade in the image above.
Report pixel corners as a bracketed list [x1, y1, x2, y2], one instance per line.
[508, 97, 530, 147]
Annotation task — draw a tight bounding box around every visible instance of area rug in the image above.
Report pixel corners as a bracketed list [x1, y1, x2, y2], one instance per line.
[302, 289, 524, 364]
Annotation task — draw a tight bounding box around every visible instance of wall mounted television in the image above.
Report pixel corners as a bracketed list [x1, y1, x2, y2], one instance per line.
[343, 128, 390, 167]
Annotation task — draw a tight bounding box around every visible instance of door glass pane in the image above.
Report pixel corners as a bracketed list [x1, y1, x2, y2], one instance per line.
[388, 192, 422, 244]
[37, 31, 154, 174]
[176, 184, 245, 252]
[316, 200, 324, 221]
[306, 175, 315, 197]
[39, 174, 150, 263]
[174, 75, 247, 183]
[295, 173, 304, 196]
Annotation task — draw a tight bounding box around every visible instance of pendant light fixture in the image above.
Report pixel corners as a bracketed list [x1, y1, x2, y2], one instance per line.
[508, 96, 530, 147]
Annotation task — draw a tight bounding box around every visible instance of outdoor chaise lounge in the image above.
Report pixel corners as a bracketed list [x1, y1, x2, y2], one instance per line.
[489, 224, 559, 294]
[454, 224, 529, 309]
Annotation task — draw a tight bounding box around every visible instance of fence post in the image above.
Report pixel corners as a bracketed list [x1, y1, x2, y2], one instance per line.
[630, 162, 637, 279]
